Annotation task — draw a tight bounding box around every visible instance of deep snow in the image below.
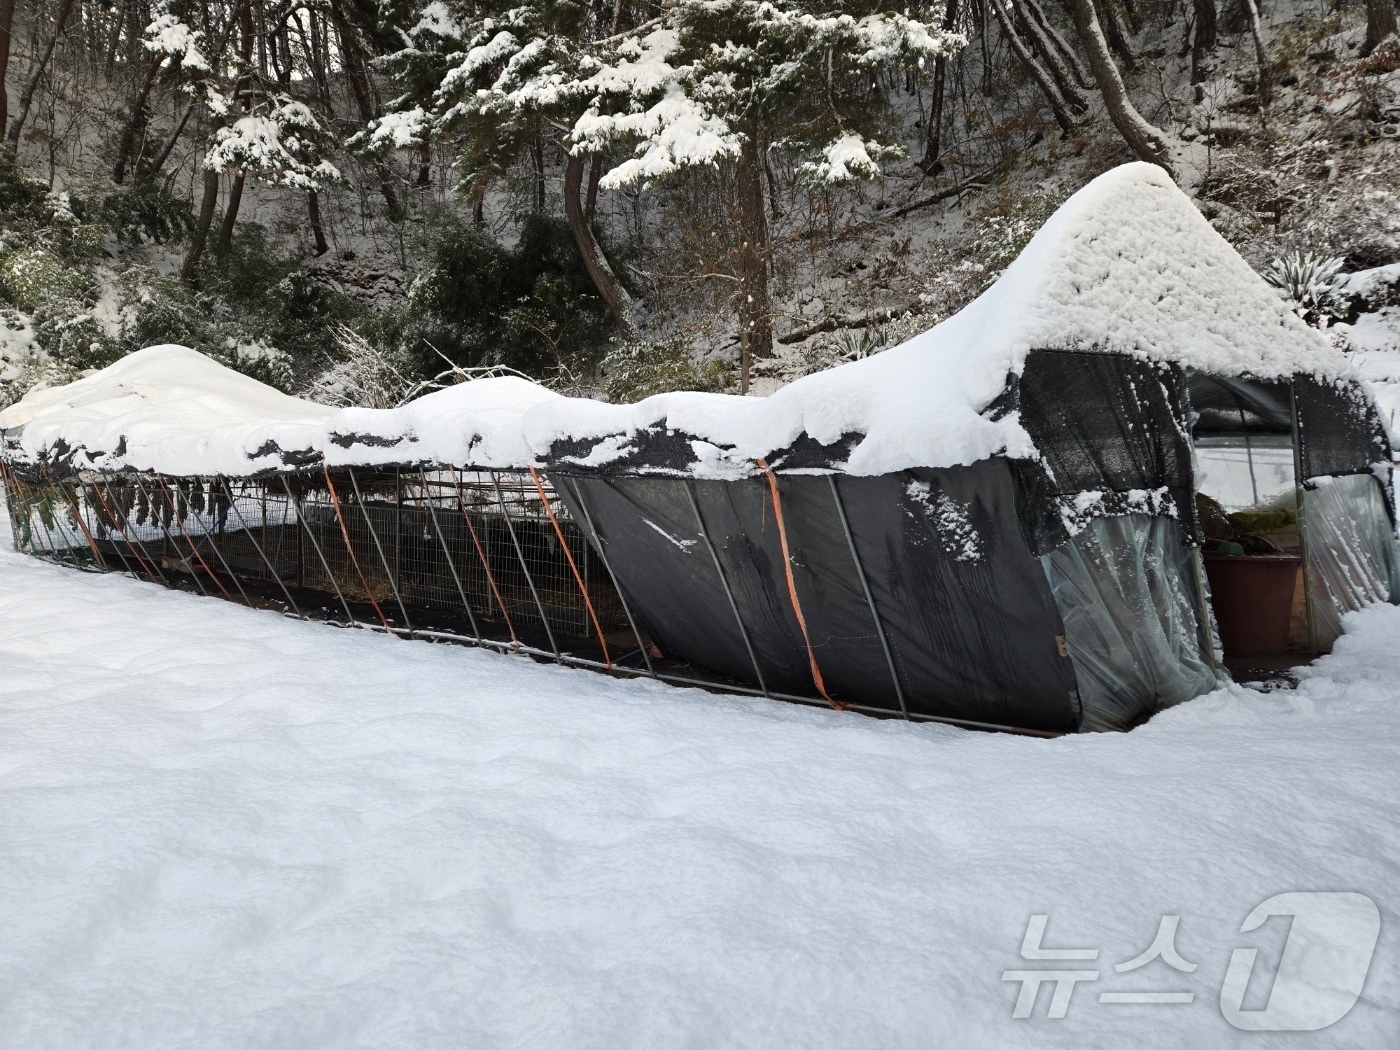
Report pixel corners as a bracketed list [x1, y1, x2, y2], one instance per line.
[1, 517, 1399, 1047]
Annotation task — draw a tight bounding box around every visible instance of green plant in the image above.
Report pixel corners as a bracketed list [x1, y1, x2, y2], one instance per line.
[1262, 251, 1351, 326]
[601, 337, 732, 402]
[404, 212, 614, 379]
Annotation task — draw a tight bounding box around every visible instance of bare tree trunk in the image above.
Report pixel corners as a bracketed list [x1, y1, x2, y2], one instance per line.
[415, 141, 430, 186]
[1242, 0, 1270, 105]
[111, 56, 162, 182]
[1191, 0, 1217, 85]
[330, 0, 400, 218]
[1024, 0, 1093, 90]
[138, 101, 195, 181]
[1100, 0, 1137, 72]
[736, 129, 772, 391]
[531, 137, 546, 211]
[1071, 0, 1175, 176]
[218, 172, 245, 253]
[181, 168, 220, 285]
[585, 153, 603, 215]
[0, 0, 14, 135]
[216, 0, 255, 255]
[564, 152, 634, 339]
[921, 0, 959, 171]
[1364, 0, 1398, 54]
[7, 0, 76, 146]
[1018, 0, 1092, 111]
[990, 0, 1083, 134]
[308, 189, 329, 255]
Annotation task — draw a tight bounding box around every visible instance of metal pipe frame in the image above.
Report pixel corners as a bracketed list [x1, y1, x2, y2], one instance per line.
[828, 474, 908, 718]
[684, 478, 768, 696]
[169, 476, 256, 609]
[131, 473, 215, 600]
[347, 467, 414, 636]
[418, 469, 484, 643]
[217, 476, 304, 617]
[490, 471, 560, 659]
[556, 475, 655, 675]
[281, 475, 357, 625]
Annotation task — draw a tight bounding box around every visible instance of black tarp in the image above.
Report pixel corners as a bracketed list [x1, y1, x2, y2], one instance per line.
[1010, 351, 1198, 556]
[551, 461, 1083, 733]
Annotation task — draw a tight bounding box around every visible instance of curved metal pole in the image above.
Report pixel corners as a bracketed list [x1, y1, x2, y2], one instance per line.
[418, 469, 484, 642]
[559, 475, 655, 675]
[219, 477, 303, 617]
[685, 479, 768, 695]
[828, 474, 908, 717]
[491, 471, 560, 659]
[281, 475, 356, 625]
[131, 473, 213, 599]
[173, 477, 256, 608]
[347, 467, 414, 636]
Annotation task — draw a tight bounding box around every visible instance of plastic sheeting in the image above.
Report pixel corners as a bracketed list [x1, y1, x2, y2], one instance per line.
[1300, 473, 1400, 650]
[1041, 513, 1218, 731]
[1013, 351, 1197, 556]
[552, 461, 1084, 733]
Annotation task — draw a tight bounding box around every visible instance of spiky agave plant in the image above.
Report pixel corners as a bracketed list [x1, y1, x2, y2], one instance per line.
[1262, 251, 1353, 327]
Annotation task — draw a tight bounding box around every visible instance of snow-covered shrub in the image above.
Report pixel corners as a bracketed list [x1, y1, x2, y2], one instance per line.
[0, 248, 89, 313]
[97, 183, 192, 245]
[601, 337, 731, 403]
[305, 326, 420, 409]
[1263, 251, 1353, 326]
[969, 185, 1070, 287]
[30, 300, 118, 373]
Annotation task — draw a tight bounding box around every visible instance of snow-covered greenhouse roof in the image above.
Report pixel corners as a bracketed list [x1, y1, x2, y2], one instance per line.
[0, 163, 1350, 480]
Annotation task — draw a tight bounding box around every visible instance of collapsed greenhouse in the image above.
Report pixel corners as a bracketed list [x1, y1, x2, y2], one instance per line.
[2, 162, 1397, 735]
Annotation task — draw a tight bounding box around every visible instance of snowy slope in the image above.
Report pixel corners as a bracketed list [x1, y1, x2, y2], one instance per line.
[0, 520, 1398, 1046]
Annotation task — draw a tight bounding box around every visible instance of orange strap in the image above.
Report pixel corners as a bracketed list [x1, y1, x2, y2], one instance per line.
[40, 464, 108, 571]
[529, 467, 611, 669]
[756, 458, 844, 710]
[87, 478, 160, 583]
[448, 466, 519, 648]
[156, 475, 234, 601]
[322, 461, 390, 630]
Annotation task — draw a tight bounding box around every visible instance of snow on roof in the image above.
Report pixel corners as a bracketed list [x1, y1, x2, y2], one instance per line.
[0, 164, 1355, 480]
[527, 162, 1346, 476]
[0, 345, 559, 476]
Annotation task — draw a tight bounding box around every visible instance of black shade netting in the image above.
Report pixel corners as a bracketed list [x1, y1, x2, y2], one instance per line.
[1012, 351, 1197, 556]
[552, 462, 1083, 733]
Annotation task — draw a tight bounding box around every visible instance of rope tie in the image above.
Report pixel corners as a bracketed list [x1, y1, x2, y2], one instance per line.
[321, 460, 390, 630]
[449, 465, 519, 649]
[756, 458, 845, 710]
[528, 467, 611, 669]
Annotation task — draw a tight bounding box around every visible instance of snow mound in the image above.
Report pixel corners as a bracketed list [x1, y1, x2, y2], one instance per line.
[0, 345, 560, 476]
[0, 165, 1351, 479]
[0, 345, 335, 477]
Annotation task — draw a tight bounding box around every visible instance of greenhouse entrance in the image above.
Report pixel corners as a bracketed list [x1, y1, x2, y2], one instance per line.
[1189, 375, 1309, 669]
[1188, 372, 1399, 678]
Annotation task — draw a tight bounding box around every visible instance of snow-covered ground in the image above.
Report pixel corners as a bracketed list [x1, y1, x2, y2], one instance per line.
[1, 509, 1399, 1047]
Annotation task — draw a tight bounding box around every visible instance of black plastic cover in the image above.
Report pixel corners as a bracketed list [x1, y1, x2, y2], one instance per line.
[552, 461, 1083, 733]
[1011, 351, 1198, 556]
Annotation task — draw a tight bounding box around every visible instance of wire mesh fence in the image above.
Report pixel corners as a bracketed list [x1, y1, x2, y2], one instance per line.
[1, 458, 1027, 731]
[0, 463, 635, 668]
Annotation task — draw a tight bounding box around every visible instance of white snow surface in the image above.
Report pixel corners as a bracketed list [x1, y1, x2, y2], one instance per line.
[0, 165, 1354, 479]
[0, 345, 560, 476]
[1, 510, 1399, 1047]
